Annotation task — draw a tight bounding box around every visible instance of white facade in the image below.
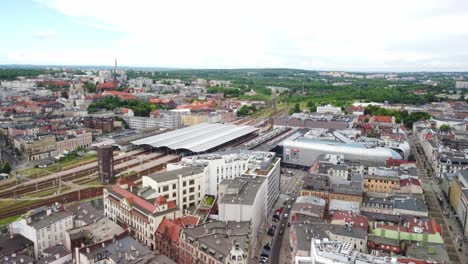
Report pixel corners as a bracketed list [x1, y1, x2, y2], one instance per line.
[142, 165, 206, 210]
[179, 150, 281, 209]
[10, 209, 74, 259]
[217, 176, 268, 248]
[316, 104, 342, 115]
[455, 81, 468, 89]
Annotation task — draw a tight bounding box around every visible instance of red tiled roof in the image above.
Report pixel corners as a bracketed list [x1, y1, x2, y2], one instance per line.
[174, 215, 199, 227]
[156, 218, 182, 244]
[97, 82, 117, 89]
[331, 211, 368, 230]
[149, 98, 173, 104]
[374, 116, 393, 123]
[400, 178, 421, 187]
[358, 115, 372, 122]
[177, 99, 216, 109]
[111, 185, 156, 213]
[102, 91, 136, 100]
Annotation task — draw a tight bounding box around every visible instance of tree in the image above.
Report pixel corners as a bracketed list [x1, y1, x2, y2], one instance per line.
[84, 82, 97, 93]
[1, 162, 11, 174]
[293, 103, 301, 113]
[439, 124, 450, 132]
[237, 105, 250, 116]
[61, 91, 68, 99]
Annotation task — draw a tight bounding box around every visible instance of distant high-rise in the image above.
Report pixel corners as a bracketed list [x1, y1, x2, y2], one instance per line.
[113, 58, 118, 85]
[98, 145, 114, 184]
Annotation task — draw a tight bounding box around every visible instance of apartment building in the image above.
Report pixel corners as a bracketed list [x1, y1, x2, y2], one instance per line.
[13, 134, 56, 161]
[363, 174, 400, 193]
[103, 185, 182, 250]
[218, 176, 267, 247]
[179, 221, 251, 264]
[10, 206, 74, 259]
[54, 130, 92, 154]
[179, 150, 281, 210]
[142, 166, 205, 210]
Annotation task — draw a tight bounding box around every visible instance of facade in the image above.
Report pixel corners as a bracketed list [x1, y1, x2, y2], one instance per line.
[290, 195, 326, 222]
[455, 81, 468, 89]
[218, 176, 268, 247]
[179, 150, 281, 210]
[154, 215, 199, 263]
[55, 130, 92, 154]
[179, 221, 251, 264]
[283, 129, 404, 167]
[14, 134, 57, 161]
[142, 166, 206, 210]
[97, 145, 114, 184]
[10, 206, 74, 259]
[316, 104, 342, 115]
[362, 196, 429, 217]
[103, 185, 182, 250]
[363, 175, 400, 193]
[449, 169, 468, 211]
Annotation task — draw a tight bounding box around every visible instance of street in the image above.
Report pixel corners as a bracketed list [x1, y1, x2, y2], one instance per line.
[410, 136, 465, 263]
[255, 167, 306, 264]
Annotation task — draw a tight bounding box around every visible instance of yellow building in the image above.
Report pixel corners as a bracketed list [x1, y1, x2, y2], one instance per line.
[181, 114, 208, 126]
[449, 170, 468, 210]
[364, 175, 400, 193]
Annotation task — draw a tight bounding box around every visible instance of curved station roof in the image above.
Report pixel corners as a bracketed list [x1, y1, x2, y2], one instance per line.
[131, 123, 258, 153]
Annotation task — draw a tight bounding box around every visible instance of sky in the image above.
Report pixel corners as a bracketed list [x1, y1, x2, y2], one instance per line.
[1, 0, 468, 71]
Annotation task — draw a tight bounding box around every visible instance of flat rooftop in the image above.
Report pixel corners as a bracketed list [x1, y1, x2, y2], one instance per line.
[131, 122, 258, 153]
[146, 166, 204, 183]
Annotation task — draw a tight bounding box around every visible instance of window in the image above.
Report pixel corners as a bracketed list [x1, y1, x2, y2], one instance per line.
[189, 187, 195, 193]
[189, 180, 195, 185]
[183, 181, 187, 187]
[173, 192, 176, 198]
[173, 184, 176, 189]
[163, 186, 169, 192]
[183, 190, 186, 195]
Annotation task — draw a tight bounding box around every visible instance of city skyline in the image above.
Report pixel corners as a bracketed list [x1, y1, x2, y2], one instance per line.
[1, 0, 468, 71]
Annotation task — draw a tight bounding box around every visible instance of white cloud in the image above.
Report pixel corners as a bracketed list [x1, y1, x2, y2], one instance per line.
[32, 29, 58, 40]
[28, 0, 468, 70]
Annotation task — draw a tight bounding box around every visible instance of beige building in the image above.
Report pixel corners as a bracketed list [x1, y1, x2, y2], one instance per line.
[364, 175, 400, 193]
[14, 134, 56, 161]
[55, 130, 92, 154]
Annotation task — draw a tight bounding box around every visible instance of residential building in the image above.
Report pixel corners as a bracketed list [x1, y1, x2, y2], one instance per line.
[14, 134, 56, 161]
[179, 150, 281, 210]
[316, 104, 342, 115]
[154, 215, 199, 262]
[218, 176, 268, 247]
[142, 166, 205, 211]
[103, 184, 182, 250]
[0, 234, 34, 259]
[75, 231, 158, 264]
[10, 206, 74, 259]
[455, 81, 468, 89]
[449, 169, 468, 212]
[54, 130, 92, 154]
[290, 195, 326, 222]
[361, 195, 428, 217]
[179, 221, 251, 264]
[371, 218, 444, 245]
[363, 174, 400, 193]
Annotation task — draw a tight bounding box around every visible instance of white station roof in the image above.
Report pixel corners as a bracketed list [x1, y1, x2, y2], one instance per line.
[131, 123, 258, 153]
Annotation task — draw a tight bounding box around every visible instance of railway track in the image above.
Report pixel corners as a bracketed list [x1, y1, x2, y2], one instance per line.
[0, 148, 156, 198]
[0, 187, 103, 220]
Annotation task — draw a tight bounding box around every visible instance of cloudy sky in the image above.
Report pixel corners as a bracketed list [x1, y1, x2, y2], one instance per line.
[1, 0, 468, 71]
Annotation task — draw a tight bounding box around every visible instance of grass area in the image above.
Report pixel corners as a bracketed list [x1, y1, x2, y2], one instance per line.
[203, 196, 215, 206]
[20, 154, 97, 178]
[81, 179, 103, 186]
[0, 215, 21, 226]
